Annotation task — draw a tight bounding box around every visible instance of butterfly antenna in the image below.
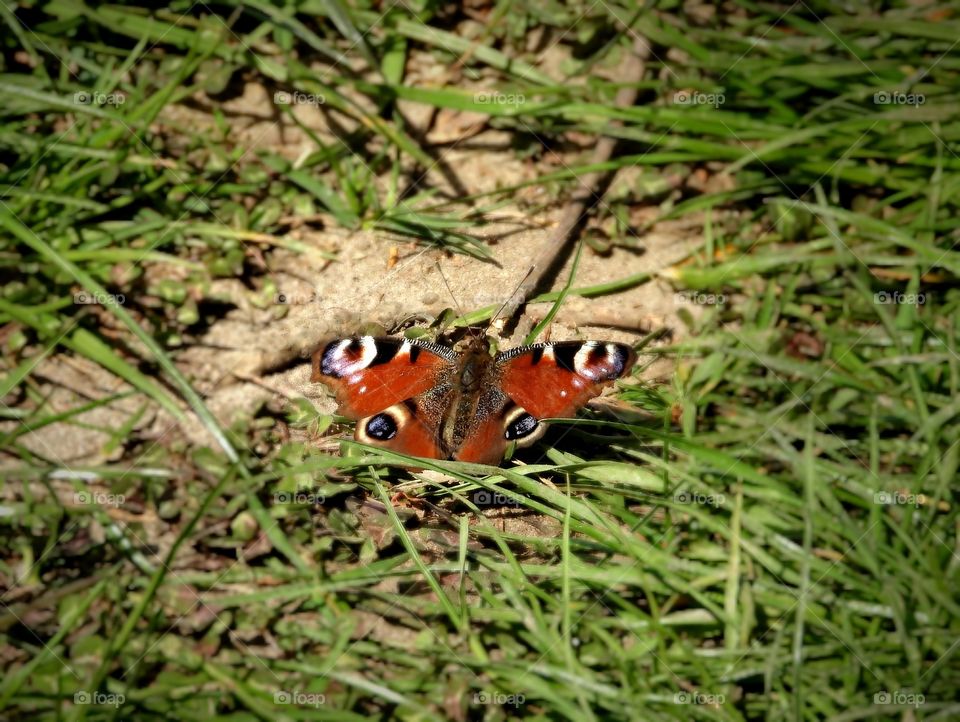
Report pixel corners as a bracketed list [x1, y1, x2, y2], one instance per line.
[434, 262, 476, 337]
[489, 266, 535, 339]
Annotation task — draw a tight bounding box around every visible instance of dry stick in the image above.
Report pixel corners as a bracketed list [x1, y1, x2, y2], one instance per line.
[492, 35, 652, 337]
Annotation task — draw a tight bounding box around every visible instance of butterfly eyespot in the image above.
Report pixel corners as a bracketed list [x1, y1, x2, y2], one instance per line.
[504, 412, 538, 441]
[365, 413, 398, 441]
[320, 337, 378, 377]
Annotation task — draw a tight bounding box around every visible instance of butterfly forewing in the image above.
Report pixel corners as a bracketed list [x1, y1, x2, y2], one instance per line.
[496, 341, 636, 419]
[311, 336, 457, 419]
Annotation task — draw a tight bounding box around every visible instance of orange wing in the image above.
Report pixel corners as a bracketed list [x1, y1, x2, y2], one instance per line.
[453, 414, 510, 464]
[497, 342, 635, 419]
[312, 337, 457, 419]
[355, 401, 447, 460]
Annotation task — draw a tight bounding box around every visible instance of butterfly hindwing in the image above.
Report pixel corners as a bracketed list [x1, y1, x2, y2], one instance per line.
[354, 398, 447, 459]
[312, 336, 457, 419]
[454, 398, 545, 464]
[496, 341, 636, 419]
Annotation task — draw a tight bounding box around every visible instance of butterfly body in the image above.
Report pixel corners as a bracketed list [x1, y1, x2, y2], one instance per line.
[312, 335, 636, 465]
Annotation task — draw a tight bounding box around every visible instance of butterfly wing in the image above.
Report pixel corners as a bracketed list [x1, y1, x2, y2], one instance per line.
[353, 396, 449, 460]
[496, 341, 636, 419]
[455, 341, 635, 463]
[312, 336, 458, 418]
[453, 394, 543, 464]
[313, 337, 457, 460]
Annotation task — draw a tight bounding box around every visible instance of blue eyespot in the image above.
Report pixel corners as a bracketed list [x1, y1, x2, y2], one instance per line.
[366, 413, 398, 441]
[505, 413, 538, 440]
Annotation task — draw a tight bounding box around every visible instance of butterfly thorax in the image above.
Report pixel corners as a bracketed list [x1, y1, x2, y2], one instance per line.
[456, 339, 492, 391]
[442, 342, 500, 453]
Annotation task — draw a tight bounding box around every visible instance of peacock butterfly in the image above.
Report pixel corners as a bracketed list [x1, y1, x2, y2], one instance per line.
[311, 334, 636, 465]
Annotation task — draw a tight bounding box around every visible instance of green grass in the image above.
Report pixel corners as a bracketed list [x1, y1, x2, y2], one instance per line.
[1, 1, 959, 720]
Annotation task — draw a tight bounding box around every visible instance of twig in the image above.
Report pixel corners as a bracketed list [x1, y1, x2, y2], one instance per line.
[492, 35, 652, 336]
